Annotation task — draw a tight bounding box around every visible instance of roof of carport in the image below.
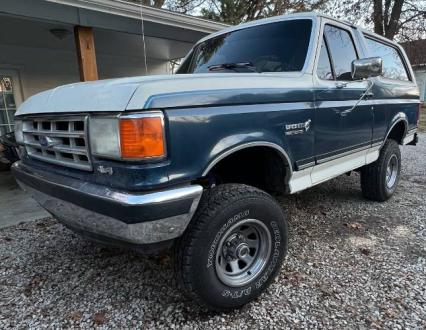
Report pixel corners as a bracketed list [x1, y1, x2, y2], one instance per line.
[0, 0, 229, 44]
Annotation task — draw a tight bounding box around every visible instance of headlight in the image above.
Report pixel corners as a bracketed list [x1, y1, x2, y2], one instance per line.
[14, 120, 24, 144]
[89, 112, 166, 160]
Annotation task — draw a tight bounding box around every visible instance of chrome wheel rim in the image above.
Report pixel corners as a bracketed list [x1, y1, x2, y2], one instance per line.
[386, 154, 398, 189]
[215, 219, 272, 287]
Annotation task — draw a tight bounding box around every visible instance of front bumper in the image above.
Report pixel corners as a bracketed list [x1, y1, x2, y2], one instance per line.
[12, 161, 202, 246]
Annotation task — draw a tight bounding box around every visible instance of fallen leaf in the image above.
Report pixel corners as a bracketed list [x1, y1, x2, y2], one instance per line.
[369, 320, 383, 329]
[93, 312, 107, 325]
[23, 276, 44, 296]
[344, 222, 364, 230]
[318, 284, 334, 296]
[285, 272, 305, 285]
[385, 308, 397, 318]
[70, 311, 83, 322]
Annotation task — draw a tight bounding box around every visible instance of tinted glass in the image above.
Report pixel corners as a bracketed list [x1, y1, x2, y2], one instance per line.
[182, 20, 312, 74]
[365, 37, 409, 81]
[317, 37, 334, 80]
[324, 25, 358, 80]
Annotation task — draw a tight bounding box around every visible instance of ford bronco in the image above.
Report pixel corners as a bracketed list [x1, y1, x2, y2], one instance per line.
[12, 13, 420, 311]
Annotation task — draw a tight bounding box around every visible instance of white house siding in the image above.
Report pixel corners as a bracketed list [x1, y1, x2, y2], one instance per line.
[413, 69, 426, 102]
[0, 43, 168, 101]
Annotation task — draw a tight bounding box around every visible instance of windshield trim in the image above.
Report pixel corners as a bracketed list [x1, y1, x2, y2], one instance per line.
[183, 17, 317, 75]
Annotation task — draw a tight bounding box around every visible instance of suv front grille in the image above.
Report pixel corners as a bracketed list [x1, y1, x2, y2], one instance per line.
[21, 116, 92, 171]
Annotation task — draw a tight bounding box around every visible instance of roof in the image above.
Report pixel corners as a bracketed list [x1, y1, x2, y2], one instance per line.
[0, 0, 228, 45]
[401, 39, 426, 67]
[197, 12, 318, 43]
[196, 12, 395, 46]
[47, 0, 229, 33]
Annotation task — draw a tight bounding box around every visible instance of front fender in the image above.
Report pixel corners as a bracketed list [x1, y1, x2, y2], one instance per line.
[164, 103, 300, 185]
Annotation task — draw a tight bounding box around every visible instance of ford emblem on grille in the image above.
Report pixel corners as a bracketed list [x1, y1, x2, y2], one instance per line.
[39, 136, 57, 148]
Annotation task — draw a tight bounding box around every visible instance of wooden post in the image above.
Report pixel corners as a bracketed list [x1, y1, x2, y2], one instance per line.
[74, 26, 98, 81]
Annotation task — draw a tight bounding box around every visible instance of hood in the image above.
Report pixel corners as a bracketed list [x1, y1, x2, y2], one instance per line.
[16, 73, 311, 116]
[16, 77, 144, 116]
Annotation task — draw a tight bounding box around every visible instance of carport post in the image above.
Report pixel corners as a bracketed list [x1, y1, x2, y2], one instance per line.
[74, 26, 99, 81]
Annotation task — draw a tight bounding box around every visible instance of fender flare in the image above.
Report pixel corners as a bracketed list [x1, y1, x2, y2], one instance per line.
[201, 141, 293, 181]
[382, 112, 408, 146]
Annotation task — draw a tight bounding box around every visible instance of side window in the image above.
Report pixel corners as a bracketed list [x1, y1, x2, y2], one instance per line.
[324, 25, 358, 81]
[364, 37, 410, 81]
[317, 37, 334, 80]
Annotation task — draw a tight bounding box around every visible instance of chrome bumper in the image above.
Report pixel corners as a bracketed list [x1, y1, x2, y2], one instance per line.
[12, 161, 203, 245]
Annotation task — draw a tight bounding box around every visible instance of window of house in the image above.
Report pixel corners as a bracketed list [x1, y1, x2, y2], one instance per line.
[0, 76, 17, 135]
[324, 25, 358, 81]
[364, 37, 410, 81]
[317, 37, 334, 80]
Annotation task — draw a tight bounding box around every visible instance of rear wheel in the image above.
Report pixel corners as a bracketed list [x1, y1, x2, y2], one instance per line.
[361, 139, 401, 201]
[174, 184, 288, 311]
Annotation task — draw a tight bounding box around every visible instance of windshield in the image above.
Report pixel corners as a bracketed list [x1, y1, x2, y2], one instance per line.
[177, 19, 313, 74]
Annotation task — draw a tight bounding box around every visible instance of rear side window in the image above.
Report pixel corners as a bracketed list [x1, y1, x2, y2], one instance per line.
[364, 37, 410, 81]
[324, 25, 358, 81]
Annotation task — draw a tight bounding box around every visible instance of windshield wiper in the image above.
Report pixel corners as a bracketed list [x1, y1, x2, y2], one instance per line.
[208, 62, 259, 73]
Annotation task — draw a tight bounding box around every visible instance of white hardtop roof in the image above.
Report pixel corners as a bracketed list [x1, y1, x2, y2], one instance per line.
[196, 11, 396, 47]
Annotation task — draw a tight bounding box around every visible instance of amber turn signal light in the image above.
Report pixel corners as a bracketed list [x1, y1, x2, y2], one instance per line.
[119, 115, 165, 159]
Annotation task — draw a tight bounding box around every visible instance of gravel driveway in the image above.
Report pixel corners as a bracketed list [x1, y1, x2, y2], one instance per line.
[1, 135, 425, 329]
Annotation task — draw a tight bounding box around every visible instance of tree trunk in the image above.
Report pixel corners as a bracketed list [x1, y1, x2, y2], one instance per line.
[385, 0, 404, 39]
[373, 0, 384, 35]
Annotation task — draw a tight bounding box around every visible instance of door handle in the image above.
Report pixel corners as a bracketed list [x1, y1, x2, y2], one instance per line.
[335, 82, 348, 89]
[363, 91, 374, 98]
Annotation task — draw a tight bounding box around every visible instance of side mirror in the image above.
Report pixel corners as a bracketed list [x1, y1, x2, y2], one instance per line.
[351, 57, 383, 80]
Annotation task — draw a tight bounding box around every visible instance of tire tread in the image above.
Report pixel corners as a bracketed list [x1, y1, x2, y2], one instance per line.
[174, 184, 282, 311]
[361, 139, 400, 202]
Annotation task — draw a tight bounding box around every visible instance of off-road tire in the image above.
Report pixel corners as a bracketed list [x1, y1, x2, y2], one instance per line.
[174, 184, 288, 311]
[361, 139, 401, 202]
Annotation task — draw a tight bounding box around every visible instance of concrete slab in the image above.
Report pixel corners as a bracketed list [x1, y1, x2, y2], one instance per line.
[0, 171, 50, 228]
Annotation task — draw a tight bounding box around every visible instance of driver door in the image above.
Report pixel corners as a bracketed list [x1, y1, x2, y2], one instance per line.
[313, 22, 373, 171]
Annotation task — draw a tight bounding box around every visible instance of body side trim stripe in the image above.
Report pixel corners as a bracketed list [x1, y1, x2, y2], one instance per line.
[297, 161, 316, 170]
[289, 145, 381, 193]
[144, 84, 421, 109]
[316, 145, 371, 164]
[315, 140, 371, 162]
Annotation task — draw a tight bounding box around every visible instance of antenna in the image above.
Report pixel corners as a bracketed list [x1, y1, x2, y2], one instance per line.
[139, 0, 148, 75]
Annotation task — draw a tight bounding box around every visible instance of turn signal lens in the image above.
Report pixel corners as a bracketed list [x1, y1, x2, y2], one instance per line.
[119, 115, 165, 159]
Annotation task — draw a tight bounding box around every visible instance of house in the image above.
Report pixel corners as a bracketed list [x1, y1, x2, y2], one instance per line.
[402, 39, 426, 103]
[0, 0, 227, 135]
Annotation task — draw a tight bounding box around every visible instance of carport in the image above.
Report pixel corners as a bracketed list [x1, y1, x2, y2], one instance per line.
[0, 0, 226, 227]
[0, 0, 227, 134]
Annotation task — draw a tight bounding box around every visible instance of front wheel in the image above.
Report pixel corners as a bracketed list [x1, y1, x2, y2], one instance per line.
[174, 184, 288, 311]
[361, 139, 401, 202]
